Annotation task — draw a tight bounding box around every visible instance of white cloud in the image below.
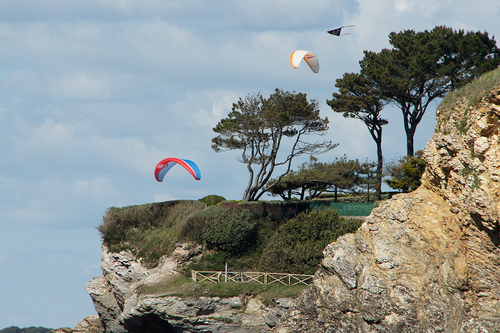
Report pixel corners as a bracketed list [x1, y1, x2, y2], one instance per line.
[187, 89, 240, 128]
[2, 70, 43, 98]
[74, 177, 120, 200]
[49, 71, 112, 100]
[9, 207, 53, 225]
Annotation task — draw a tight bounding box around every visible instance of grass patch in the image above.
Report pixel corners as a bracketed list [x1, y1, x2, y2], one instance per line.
[136, 274, 307, 302]
[461, 167, 480, 188]
[442, 66, 500, 109]
[457, 117, 469, 135]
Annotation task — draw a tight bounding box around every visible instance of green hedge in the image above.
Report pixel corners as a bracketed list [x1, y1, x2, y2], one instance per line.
[98, 200, 206, 267]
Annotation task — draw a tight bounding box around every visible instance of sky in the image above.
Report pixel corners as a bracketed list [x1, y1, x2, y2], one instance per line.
[0, 0, 499, 329]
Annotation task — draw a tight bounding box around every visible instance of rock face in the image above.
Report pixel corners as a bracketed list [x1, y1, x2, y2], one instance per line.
[86, 243, 288, 332]
[274, 83, 500, 332]
[87, 80, 500, 332]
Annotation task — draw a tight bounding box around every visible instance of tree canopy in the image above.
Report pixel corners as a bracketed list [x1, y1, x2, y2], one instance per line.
[359, 25, 500, 157]
[212, 89, 338, 201]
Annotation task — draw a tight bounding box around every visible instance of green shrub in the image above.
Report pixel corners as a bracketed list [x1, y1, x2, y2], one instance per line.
[259, 209, 362, 274]
[99, 200, 206, 245]
[180, 206, 256, 254]
[202, 207, 256, 254]
[177, 208, 210, 242]
[198, 194, 226, 206]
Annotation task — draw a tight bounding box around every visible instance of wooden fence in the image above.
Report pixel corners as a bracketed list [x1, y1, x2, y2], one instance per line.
[191, 270, 314, 286]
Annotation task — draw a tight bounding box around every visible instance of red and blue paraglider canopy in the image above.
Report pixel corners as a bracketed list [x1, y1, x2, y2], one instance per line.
[154, 157, 201, 182]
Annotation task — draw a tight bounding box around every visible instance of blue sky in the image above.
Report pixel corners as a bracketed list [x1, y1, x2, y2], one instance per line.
[0, 0, 499, 329]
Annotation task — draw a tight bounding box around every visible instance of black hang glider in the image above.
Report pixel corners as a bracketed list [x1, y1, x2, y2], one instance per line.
[327, 25, 356, 36]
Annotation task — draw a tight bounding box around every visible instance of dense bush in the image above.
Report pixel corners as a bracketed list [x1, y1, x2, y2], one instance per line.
[258, 209, 363, 274]
[198, 194, 226, 206]
[99, 200, 205, 245]
[203, 207, 255, 254]
[180, 206, 256, 254]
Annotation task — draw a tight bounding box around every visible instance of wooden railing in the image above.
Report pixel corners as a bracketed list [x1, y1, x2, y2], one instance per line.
[191, 270, 314, 286]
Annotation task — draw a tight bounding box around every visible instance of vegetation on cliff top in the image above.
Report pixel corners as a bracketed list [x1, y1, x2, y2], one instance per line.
[441, 66, 500, 109]
[98, 197, 363, 273]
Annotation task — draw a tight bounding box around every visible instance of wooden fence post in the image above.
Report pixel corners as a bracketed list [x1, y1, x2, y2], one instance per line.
[192, 270, 197, 282]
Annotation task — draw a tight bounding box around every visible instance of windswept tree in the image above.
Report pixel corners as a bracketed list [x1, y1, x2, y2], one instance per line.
[266, 159, 318, 201]
[327, 72, 387, 200]
[360, 25, 500, 157]
[266, 155, 365, 201]
[212, 89, 338, 201]
[318, 156, 365, 201]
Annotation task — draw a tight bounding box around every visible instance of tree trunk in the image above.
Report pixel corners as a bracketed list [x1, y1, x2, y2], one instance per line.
[376, 137, 383, 201]
[404, 107, 417, 157]
[406, 134, 414, 158]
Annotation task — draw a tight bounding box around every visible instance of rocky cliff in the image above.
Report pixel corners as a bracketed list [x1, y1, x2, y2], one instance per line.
[86, 242, 293, 332]
[274, 75, 500, 332]
[85, 71, 500, 332]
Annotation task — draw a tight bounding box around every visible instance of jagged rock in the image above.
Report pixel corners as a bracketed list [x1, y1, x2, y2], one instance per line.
[86, 241, 284, 332]
[264, 299, 293, 328]
[51, 315, 104, 333]
[86, 276, 124, 333]
[73, 315, 104, 333]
